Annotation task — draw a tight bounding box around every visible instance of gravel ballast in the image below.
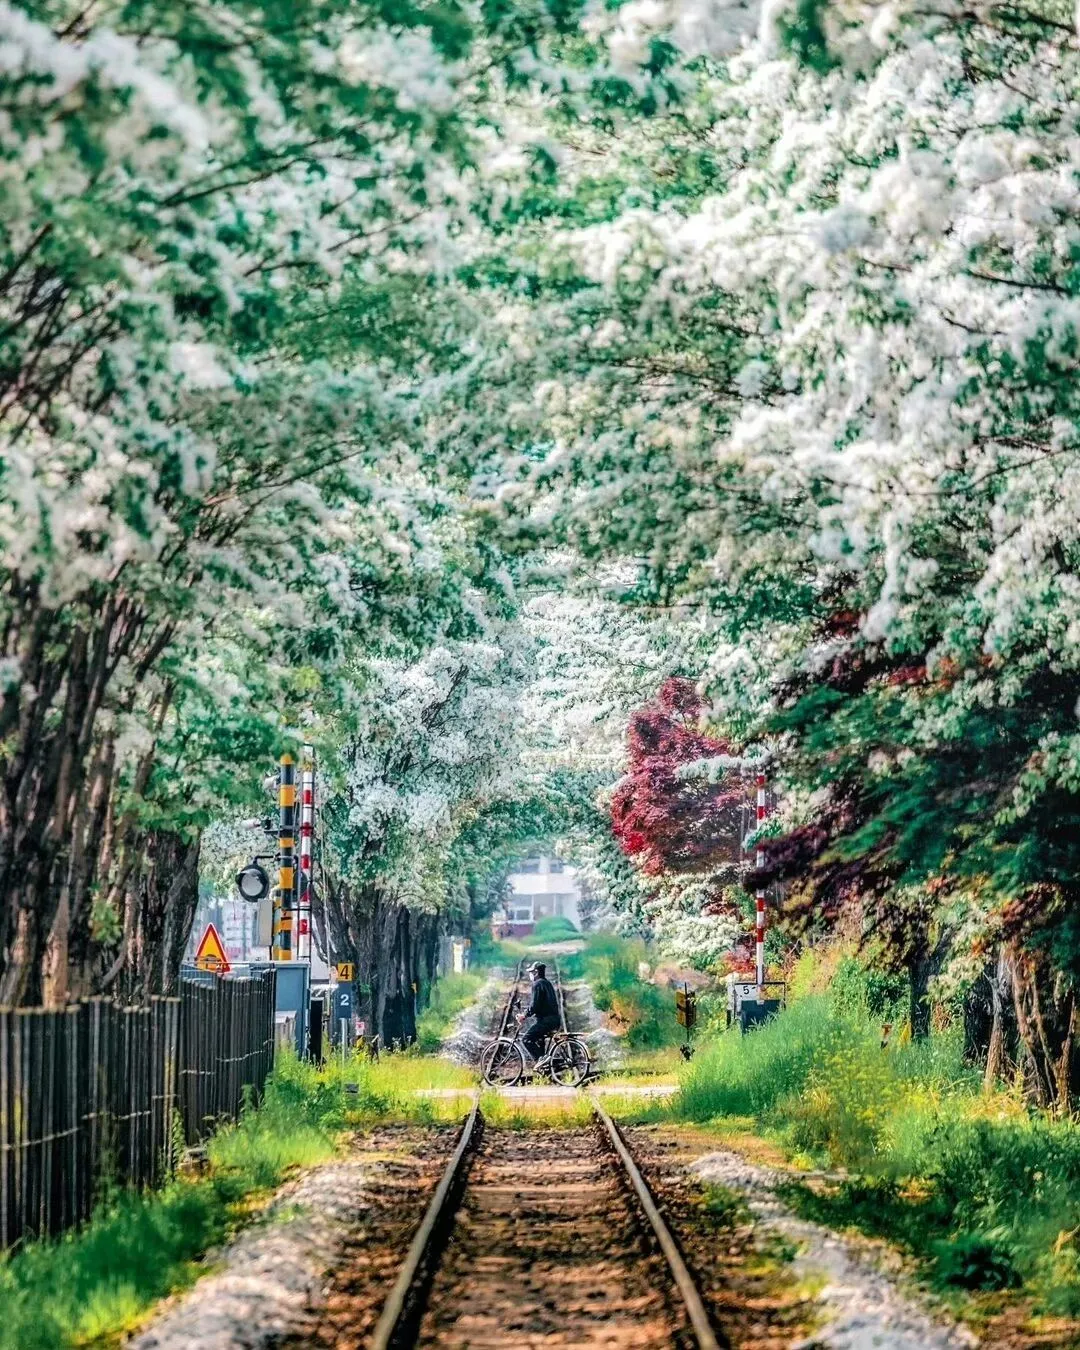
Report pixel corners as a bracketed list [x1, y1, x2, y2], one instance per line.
[127, 1123, 461, 1350]
[690, 1150, 977, 1350]
[128, 1162, 369, 1350]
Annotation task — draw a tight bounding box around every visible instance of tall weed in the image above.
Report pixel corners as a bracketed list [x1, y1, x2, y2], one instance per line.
[586, 935, 680, 1049]
[676, 988, 1080, 1313]
[678, 996, 849, 1121]
[415, 971, 485, 1052]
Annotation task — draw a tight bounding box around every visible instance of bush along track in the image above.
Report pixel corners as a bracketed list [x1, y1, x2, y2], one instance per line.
[673, 989, 1080, 1342]
[415, 971, 488, 1054]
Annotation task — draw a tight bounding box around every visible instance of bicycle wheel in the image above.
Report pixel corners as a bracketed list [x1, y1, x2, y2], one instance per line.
[548, 1036, 591, 1087]
[480, 1038, 525, 1086]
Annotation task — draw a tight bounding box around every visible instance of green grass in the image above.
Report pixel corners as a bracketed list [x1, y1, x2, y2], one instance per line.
[365, 1050, 475, 1095]
[470, 920, 584, 969]
[470, 933, 529, 968]
[583, 935, 684, 1050]
[603, 1045, 684, 1082]
[275, 1044, 480, 1125]
[477, 1090, 594, 1129]
[672, 990, 1080, 1316]
[415, 971, 486, 1051]
[0, 1059, 335, 1350]
[700, 1181, 752, 1230]
[521, 915, 582, 945]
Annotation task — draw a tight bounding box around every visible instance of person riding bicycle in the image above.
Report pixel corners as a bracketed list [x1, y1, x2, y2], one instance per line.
[520, 962, 560, 1061]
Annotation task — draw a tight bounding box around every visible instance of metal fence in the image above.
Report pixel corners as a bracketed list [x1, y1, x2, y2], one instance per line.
[178, 971, 276, 1145]
[0, 968, 276, 1248]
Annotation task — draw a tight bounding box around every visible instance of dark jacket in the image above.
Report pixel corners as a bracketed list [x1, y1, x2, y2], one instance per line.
[525, 976, 559, 1022]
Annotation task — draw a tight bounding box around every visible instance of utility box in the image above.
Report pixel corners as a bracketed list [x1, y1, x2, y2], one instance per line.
[726, 975, 786, 1031]
[249, 961, 310, 1055]
[739, 999, 783, 1032]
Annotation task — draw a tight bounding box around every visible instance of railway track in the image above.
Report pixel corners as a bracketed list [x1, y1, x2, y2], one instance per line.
[496, 957, 527, 1039]
[368, 954, 717, 1346]
[369, 1098, 727, 1350]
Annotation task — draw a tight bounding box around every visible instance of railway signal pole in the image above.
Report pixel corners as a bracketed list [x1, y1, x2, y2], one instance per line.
[274, 752, 295, 961]
[298, 745, 315, 962]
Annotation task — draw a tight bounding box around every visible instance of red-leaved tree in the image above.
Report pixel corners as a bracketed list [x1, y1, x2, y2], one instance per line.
[610, 678, 746, 878]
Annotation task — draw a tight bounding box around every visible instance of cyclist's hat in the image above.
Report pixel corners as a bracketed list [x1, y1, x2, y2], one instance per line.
[529, 962, 546, 976]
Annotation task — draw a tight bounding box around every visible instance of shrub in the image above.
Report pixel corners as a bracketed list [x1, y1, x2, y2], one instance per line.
[585, 935, 681, 1049]
[932, 1231, 1021, 1291]
[678, 996, 848, 1121]
[415, 972, 485, 1052]
[675, 983, 1080, 1314]
[524, 915, 581, 944]
[776, 1036, 901, 1167]
[828, 956, 907, 1023]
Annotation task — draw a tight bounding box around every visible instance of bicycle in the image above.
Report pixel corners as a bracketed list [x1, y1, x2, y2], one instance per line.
[480, 1019, 592, 1087]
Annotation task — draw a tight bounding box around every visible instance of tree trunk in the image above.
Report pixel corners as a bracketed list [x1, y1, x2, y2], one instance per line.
[117, 830, 202, 1000]
[983, 948, 1014, 1091]
[908, 950, 933, 1042]
[1010, 945, 1077, 1111]
[372, 900, 418, 1049]
[315, 872, 433, 1046]
[0, 595, 151, 1004]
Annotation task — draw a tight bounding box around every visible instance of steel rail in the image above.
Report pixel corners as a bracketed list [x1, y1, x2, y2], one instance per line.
[369, 1090, 724, 1349]
[496, 957, 525, 1040]
[552, 954, 569, 1033]
[370, 1095, 483, 1350]
[552, 952, 599, 1085]
[592, 1098, 728, 1350]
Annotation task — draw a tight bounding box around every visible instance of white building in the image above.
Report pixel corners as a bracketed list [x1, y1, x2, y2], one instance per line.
[493, 856, 582, 936]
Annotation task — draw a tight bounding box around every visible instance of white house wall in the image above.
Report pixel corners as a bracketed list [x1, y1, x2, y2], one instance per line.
[503, 859, 582, 928]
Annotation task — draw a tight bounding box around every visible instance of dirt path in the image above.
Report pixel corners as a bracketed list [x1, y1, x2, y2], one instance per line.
[416, 1125, 694, 1348]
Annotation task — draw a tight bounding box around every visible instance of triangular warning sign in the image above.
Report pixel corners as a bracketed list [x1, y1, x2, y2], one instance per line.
[194, 923, 230, 974]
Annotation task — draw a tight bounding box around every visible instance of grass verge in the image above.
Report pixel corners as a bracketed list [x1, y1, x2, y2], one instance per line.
[415, 971, 486, 1052]
[564, 934, 685, 1051]
[673, 990, 1080, 1321]
[0, 1061, 335, 1350]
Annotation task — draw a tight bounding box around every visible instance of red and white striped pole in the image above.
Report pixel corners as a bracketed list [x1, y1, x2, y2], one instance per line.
[298, 745, 315, 962]
[274, 753, 295, 961]
[755, 768, 767, 992]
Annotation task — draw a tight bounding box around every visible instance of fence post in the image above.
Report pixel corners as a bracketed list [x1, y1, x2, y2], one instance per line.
[0, 1009, 10, 1248]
